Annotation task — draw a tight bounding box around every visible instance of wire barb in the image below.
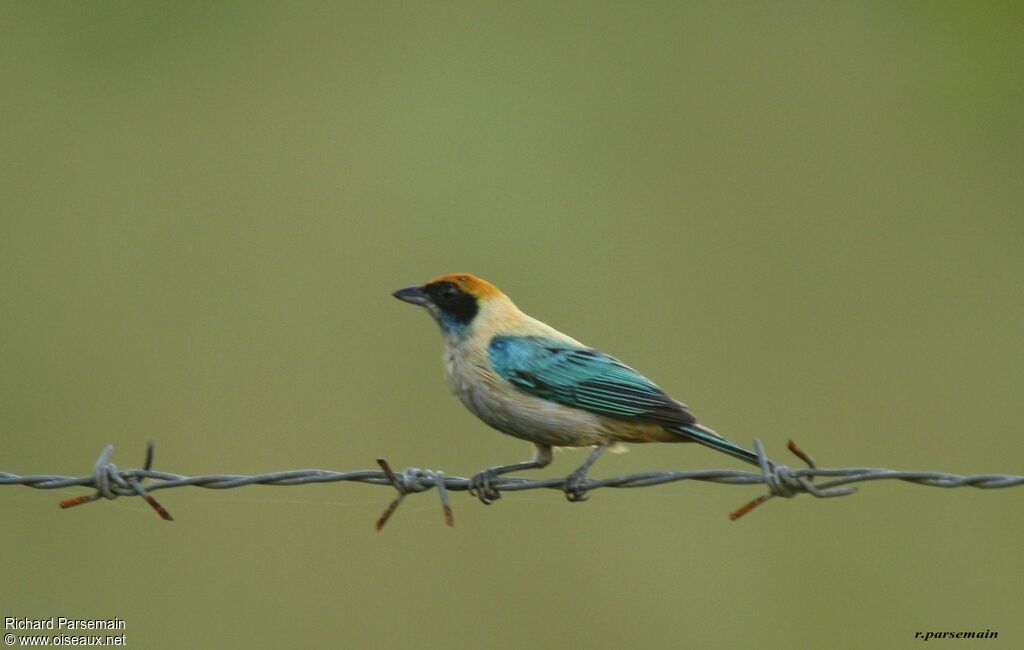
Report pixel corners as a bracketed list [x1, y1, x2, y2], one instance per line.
[3, 440, 1021, 528]
[56, 442, 173, 521]
[728, 438, 856, 520]
[374, 459, 454, 531]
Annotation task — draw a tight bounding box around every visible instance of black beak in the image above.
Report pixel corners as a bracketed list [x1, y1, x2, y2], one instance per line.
[392, 285, 429, 306]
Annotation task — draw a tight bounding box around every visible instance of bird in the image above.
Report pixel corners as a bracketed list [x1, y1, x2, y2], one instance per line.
[393, 273, 768, 504]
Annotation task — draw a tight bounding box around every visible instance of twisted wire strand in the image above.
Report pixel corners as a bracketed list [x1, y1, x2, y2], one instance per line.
[2, 440, 1021, 528]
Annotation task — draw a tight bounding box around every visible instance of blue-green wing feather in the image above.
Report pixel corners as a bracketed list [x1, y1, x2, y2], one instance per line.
[487, 335, 697, 427]
[488, 335, 764, 467]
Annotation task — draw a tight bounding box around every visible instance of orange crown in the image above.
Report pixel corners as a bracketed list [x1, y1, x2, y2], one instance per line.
[427, 273, 502, 299]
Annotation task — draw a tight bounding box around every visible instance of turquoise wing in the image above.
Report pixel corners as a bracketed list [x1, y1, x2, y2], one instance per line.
[487, 335, 697, 427]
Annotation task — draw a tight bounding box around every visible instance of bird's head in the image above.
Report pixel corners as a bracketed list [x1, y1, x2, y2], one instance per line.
[392, 273, 504, 337]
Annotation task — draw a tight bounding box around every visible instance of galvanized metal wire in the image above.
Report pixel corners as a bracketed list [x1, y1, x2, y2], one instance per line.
[2, 440, 1021, 529]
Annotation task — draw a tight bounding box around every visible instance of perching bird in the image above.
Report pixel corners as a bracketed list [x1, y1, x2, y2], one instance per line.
[393, 273, 767, 503]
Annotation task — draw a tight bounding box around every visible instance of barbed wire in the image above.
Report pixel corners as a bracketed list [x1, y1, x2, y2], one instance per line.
[2, 439, 1021, 529]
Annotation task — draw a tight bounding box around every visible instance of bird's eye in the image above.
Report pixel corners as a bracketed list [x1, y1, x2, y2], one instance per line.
[438, 286, 459, 303]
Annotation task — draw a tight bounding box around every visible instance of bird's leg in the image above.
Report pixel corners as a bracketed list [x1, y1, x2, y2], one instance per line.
[469, 444, 552, 505]
[564, 443, 609, 502]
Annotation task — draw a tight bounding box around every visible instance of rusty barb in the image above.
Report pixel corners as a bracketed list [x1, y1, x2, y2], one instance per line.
[727, 439, 855, 520]
[375, 458, 453, 531]
[56, 441, 173, 520]
[3, 439, 1022, 530]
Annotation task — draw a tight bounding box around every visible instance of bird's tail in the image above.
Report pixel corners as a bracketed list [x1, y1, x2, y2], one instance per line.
[671, 423, 768, 469]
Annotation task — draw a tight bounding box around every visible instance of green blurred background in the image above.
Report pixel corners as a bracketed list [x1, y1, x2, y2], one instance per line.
[2, 2, 1022, 648]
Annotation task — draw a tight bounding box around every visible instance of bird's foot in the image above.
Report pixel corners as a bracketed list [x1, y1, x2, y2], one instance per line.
[468, 468, 502, 505]
[564, 468, 592, 502]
